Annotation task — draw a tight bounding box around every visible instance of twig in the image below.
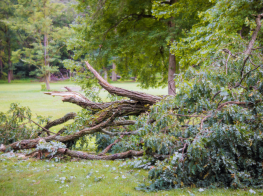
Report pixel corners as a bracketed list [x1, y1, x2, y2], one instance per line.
[240, 13, 263, 76]
[212, 91, 221, 101]
[98, 135, 124, 156]
[234, 60, 261, 88]
[19, 115, 56, 135]
[244, 13, 263, 55]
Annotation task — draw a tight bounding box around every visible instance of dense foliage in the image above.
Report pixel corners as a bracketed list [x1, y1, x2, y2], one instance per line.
[68, 0, 213, 94]
[66, 0, 263, 190]
[1, 0, 263, 193]
[0, 0, 76, 86]
[0, 103, 50, 145]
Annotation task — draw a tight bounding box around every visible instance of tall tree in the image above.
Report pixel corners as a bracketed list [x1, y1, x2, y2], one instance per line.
[0, 0, 18, 82]
[69, 0, 212, 95]
[11, 0, 73, 89]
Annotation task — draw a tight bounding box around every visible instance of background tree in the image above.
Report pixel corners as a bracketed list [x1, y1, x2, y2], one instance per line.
[170, 0, 263, 68]
[0, 0, 20, 82]
[68, 0, 213, 95]
[10, 0, 74, 89]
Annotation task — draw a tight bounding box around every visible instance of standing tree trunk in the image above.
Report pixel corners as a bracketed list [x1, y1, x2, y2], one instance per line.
[167, 0, 177, 96]
[45, 74, 50, 90]
[10, 69, 13, 80]
[103, 67, 108, 80]
[112, 63, 117, 81]
[7, 37, 12, 83]
[44, 33, 50, 90]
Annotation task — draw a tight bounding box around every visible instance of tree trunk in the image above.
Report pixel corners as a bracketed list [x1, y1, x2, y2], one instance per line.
[0, 57, 2, 79]
[168, 52, 176, 95]
[8, 39, 12, 83]
[103, 67, 108, 80]
[8, 70, 11, 83]
[45, 74, 50, 90]
[167, 0, 177, 96]
[10, 69, 13, 80]
[112, 63, 117, 81]
[44, 33, 50, 88]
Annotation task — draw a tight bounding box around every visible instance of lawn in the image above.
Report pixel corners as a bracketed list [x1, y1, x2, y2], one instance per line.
[0, 80, 168, 119]
[0, 81, 261, 195]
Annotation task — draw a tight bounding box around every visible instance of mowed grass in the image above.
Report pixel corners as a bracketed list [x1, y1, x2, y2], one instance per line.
[0, 80, 167, 119]
[0, 157, 258, 196]
[0, 81, 261, 195]
[0, 81, 167, 131]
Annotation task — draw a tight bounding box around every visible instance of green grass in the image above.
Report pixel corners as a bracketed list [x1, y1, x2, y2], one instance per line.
[0, 81, 262, 195]
[0, 157, 261, 196]
[0, 78, 35, 84]
[0, 80, 167, 119]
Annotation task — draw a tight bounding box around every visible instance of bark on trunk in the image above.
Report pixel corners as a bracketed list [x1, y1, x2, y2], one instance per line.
[44, 32, 50, 87]
[167, 0, 177, 96]
[8, 36, 12, 83]
[8, 70, 11, 83]
[103, 67, 108, 80]
[44, 33, 47, 69]
[45, 74, 50, 90]
[112, 63, 117, 81]
[10, 69, 13, 80]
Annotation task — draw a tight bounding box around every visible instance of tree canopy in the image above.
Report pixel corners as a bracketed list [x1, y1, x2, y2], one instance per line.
[68, 0, 213, 94]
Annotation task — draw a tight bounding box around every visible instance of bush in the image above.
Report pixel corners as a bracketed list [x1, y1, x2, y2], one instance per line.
[41, 84, 47, 91]
[0, 103, 50, 146]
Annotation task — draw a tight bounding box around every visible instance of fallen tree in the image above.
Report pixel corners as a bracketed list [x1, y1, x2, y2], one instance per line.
[0, 61, 160, 159]
[1, 13, 263, 191]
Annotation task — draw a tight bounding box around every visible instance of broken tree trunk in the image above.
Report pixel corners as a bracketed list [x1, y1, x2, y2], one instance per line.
[0, 62, 163, 160]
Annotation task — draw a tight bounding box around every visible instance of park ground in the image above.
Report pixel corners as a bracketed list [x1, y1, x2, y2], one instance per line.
[0, 80, 261, 195]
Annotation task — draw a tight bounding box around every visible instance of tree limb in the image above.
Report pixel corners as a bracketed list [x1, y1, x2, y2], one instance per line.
[41, 112, 77, 136]
[98, 135, 124, 156]
[244, 13, 263, 55]
[57, 148, 144, 160]
[85, 61, 161, 104]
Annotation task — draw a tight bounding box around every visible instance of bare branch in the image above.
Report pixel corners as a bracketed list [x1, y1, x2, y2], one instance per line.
[42, 113, 77, 136]
[240, 13, 263, 76]
[57, 148, 144, 160]
[234, 57, 261, 88]
[98, 135, 123, 156]
[85, 61, 161, 104]
[244, 13, 263, 55]
[20, 115, 56, 135]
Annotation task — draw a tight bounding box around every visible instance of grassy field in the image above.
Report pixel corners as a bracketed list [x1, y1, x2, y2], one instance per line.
[0, 81, 261, 195]
[0, 80, 167, 119]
